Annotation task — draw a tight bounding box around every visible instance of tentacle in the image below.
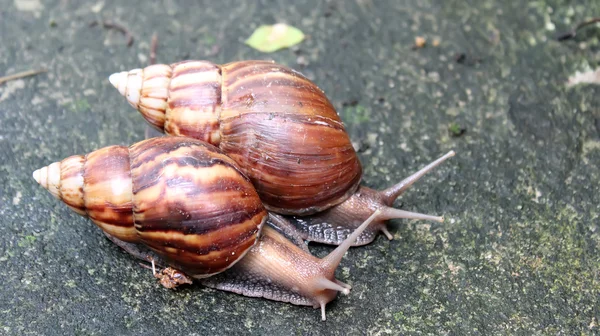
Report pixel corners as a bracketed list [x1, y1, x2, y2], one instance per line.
[314, 278, 350, 295]
[335, 279, 351, 289]
[378, 207, 443, 222]
[320, 209, 381, 270]
[314, 209, 380, 321]
[381, 151, 455, 205]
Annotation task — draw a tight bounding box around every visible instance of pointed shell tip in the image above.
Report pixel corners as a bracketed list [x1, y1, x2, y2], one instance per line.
[32, 168, 41, 185]
[108, 72, 123, 89]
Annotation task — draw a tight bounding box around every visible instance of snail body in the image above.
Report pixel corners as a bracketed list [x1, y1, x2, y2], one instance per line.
[33, 136, 380, 320]
[110, 60, 455, 246]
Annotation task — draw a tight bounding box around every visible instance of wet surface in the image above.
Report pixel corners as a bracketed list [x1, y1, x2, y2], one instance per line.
[1, 0, 599, 334]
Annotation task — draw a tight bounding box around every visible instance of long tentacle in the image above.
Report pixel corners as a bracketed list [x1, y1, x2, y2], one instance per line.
[381, 150, 455, 205]
[320, 210, 381, 271]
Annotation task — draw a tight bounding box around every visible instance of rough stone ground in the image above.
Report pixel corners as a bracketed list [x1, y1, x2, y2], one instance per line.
[1, 0, 599, 335]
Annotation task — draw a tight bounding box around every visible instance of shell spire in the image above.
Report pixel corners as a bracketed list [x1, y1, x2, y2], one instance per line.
[109, 64, 175, 135]
[33, 156, 87, 216]
[108, 69, 143, 110]
[33, 162, 62, 200]
[33, 146, 138, 242]
[109, 61, 223, 144]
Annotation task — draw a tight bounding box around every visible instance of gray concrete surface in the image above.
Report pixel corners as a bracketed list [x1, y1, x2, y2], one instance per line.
[1, 0, 599, 335]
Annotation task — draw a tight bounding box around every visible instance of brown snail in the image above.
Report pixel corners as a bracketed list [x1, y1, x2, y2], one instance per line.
[32, 136, 382, 321]
[109, 60, 455, 246]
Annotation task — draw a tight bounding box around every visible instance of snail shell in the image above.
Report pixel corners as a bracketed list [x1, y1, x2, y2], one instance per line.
[109, 60, 362, 216]
[33, 136, 266, 277]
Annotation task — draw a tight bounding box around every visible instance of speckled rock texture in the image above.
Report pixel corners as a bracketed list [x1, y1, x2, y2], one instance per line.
[1, 0, 599, 335]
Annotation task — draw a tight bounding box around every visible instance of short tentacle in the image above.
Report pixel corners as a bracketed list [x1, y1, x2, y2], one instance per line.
[314, 278, 350, 295]
[380, 226, 393, 240]
[335, 279, 352, 290]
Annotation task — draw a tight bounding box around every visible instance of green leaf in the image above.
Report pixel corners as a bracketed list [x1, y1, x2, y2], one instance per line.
[245, 24, 305, 53]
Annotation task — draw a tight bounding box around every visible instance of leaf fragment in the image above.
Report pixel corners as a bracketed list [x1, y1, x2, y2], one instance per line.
[245, 23, 305, 53]
[567, 68, 600, 88]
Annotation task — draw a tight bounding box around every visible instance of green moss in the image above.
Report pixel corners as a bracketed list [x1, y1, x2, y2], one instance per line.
[17, 235, 36, 248]
[64, 280, 77, 288]
[68, 99, 91, 112]
[448, 122, 466, 136]
[393, 311, 404, 322]
[342, 104, 370, 125]
[203, 34, 216, 46]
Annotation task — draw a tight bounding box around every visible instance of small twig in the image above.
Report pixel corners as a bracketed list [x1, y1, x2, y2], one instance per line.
[556, 17, 600, 41]
[139, 262, 153, 270]
[103, 20, 134, 46]
[138, 257, 158, 275]
[90, 20, 134, 46]
[151, 258, 157, 276]
[0, 68, 47, 85]
[150, 32, 158, 65]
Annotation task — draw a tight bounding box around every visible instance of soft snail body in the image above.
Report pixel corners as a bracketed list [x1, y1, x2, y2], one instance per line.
[110, 60, 455, 246]
[33, 136, 381, 320]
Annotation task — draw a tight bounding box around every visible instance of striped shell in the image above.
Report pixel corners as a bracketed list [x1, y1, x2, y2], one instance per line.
[33, 136, 267, 278]
[109, 60, 362, 216]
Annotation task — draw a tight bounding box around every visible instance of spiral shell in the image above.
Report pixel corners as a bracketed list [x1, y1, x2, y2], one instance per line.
[33, 136, 267, 277]
[109, 60, 362, 216]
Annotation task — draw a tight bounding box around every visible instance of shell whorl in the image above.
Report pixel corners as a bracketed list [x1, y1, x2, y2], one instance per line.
[33, 137, 267, 277]
[128, 137, 267, 277]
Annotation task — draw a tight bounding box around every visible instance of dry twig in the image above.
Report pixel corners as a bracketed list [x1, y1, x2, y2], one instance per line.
[150, 32, 158, 65]
[0, 68, 47, 85]
[90, 20, 134, 46]
[556, 17, 600, 41]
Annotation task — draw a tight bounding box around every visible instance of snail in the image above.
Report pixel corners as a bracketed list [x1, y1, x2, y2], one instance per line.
[109, 60, 455, 246]
[32, 136, 383, 321]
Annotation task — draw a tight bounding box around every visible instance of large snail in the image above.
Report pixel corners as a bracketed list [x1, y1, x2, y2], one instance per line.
[32, 136, 383, 321]
[109, 60, 455, 246]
